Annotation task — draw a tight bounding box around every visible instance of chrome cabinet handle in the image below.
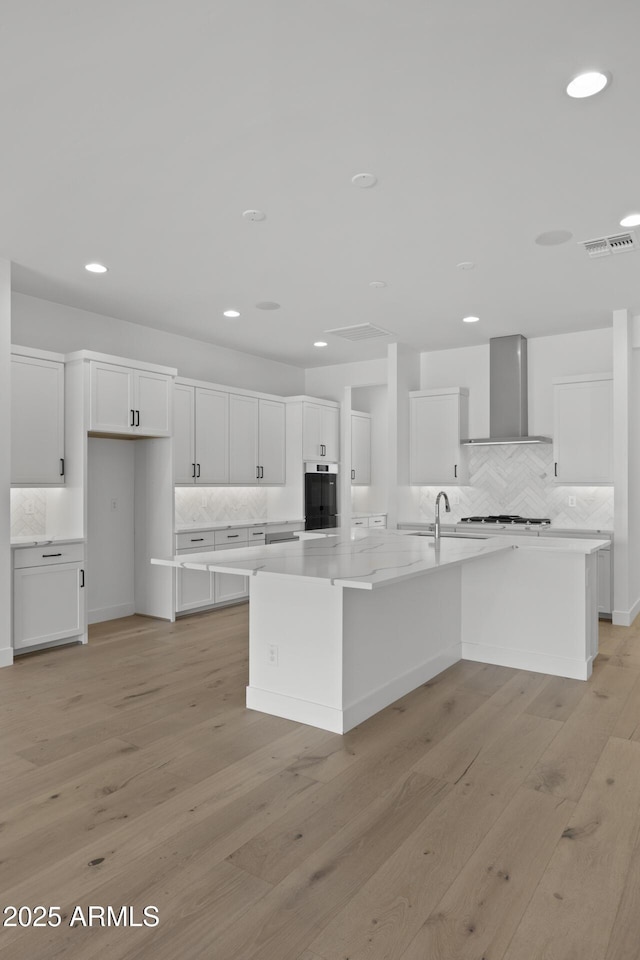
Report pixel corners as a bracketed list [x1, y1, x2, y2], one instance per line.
[130, 409, 135, 427]
[192, 463, 196, 478]
[351, 469, 355, 480]
[60, 458, 65, 476]
[196, 463, 201, 478]
[42, 552, 62, 558]
[80, 569, 85, 588]
[136, 410, 140, 427]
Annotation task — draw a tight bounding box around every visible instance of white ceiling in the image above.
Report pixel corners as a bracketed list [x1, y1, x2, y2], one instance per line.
[1, 0, 638, 368]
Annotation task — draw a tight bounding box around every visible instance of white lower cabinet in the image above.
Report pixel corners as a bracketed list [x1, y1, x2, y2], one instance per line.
[13, 544, 86, 651]
[175, 528, 267, 614]
[214, 542, 250, 605]
[175, 532, 217, 612]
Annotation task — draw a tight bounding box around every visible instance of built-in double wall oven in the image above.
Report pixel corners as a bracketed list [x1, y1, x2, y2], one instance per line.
[304, 462, 338, 530]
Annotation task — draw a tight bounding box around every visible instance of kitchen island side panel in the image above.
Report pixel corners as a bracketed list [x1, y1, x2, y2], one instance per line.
[341, 565, 462, 731]
[460, 547, 596, 680]
[246, 575, 345, 732]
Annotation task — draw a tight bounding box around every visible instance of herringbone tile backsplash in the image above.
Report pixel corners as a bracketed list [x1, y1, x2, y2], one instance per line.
[11, 489, 47, 537]
[175, 486, 269, 525]
[415, 445, 613, 530]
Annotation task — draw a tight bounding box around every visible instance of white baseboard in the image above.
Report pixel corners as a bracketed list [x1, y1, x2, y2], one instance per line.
[612, 595, 640, 627]
[462, 641, 592, 681]
[0, 645, 14, 668]
[246, 686, 345, 733]
[88, 602, 136, 625]
[246, 643, 462, 735]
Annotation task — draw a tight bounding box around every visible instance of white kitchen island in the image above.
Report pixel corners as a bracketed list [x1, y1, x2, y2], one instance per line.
[152, 529, 609, 733]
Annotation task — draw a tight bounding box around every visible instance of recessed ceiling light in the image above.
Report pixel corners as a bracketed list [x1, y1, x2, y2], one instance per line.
[242, 209, 266, 221]
[535, 229, 573, 246]
[223, 309, 240, 318]
[369, 280, 387, 288]
[620, 213, 640, 228]
[456, 261, 475, 271]
[566, 71, 610, 99]
[313, 341, 328, 347]
[255, 301, 281, 310]
[85, 262, 108, 273]
[351, 173, 378, 188]
[462, 316, 479, 323]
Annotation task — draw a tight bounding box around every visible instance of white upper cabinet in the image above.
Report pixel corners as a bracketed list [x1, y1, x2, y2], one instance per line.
[173, 383, 196, 483]
[409, 388, 469, 485]
[229, 394, 260, 483]
[229, 394, 285, 484]
[553, 374, 613, 484]
[11, 353, 65, 485]
[89, 361, 172, 436]
[351, 413, 371, 485]
[303, 401, 340, 461]
[174, 384, 229, 484]
[196, 388, 229, 484]
[258, 398, 286, 484]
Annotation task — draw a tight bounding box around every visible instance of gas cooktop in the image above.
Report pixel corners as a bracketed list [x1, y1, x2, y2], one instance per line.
[460, 515, 551, 526]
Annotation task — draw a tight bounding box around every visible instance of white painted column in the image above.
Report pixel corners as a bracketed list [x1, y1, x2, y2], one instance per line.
[387, 342, 420, 528]
[0, 260, 12, 666]
[612, 308, 632, 624]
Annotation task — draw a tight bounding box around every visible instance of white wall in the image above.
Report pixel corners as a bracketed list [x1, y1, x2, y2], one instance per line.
[0, 260, 11, 666]
[12, 293, 305, 396]
[421, 344, 490, 438]
[305, 357, 387, 402]
[87, 438, 135, 623]
[421, 328, 613, 439]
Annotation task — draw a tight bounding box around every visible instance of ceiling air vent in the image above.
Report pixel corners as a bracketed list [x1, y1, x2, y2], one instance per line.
[324, 322, 393, 342]
[579, 231, 638, 258]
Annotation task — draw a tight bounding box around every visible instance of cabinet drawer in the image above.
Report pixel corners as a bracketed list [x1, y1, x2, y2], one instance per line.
[247, 527, 267, 540]
[352, 518, 369, 527]
[369, 516, 387, 527]
[214, 528, 248, 545]
[176, 531, 216, 550]
[14, 543, 85, 569]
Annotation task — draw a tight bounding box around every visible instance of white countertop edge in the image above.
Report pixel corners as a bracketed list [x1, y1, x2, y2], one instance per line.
[175, 518, 305, 533]
[11, 537, 86, 548]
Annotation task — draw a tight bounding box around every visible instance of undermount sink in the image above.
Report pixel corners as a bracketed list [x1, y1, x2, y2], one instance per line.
[409, 531, 489, 540]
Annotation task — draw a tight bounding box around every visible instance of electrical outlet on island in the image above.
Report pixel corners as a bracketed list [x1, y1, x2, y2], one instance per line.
[267, 644, 279, 666]
[568, 495, 576, 508]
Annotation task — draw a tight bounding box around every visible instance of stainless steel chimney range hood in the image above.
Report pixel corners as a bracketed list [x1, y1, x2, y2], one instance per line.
[461, 335, 552, 445]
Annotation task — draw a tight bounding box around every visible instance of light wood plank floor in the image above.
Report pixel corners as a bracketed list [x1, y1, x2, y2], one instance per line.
[1, 608, 640, 960]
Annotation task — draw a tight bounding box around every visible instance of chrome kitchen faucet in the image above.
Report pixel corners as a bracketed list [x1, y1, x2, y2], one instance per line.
[434, 491, 451, 544]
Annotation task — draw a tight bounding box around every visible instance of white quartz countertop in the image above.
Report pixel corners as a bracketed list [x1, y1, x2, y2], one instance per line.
[153, 529, 515, 590]
[175, 518, 304, 533]
[399, 530, 610, 554]
[11, 536, 85, 548]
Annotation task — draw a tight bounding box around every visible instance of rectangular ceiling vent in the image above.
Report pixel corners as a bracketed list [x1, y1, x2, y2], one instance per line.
[324, 322, 393, 342]
[580, 231, 638, 258]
